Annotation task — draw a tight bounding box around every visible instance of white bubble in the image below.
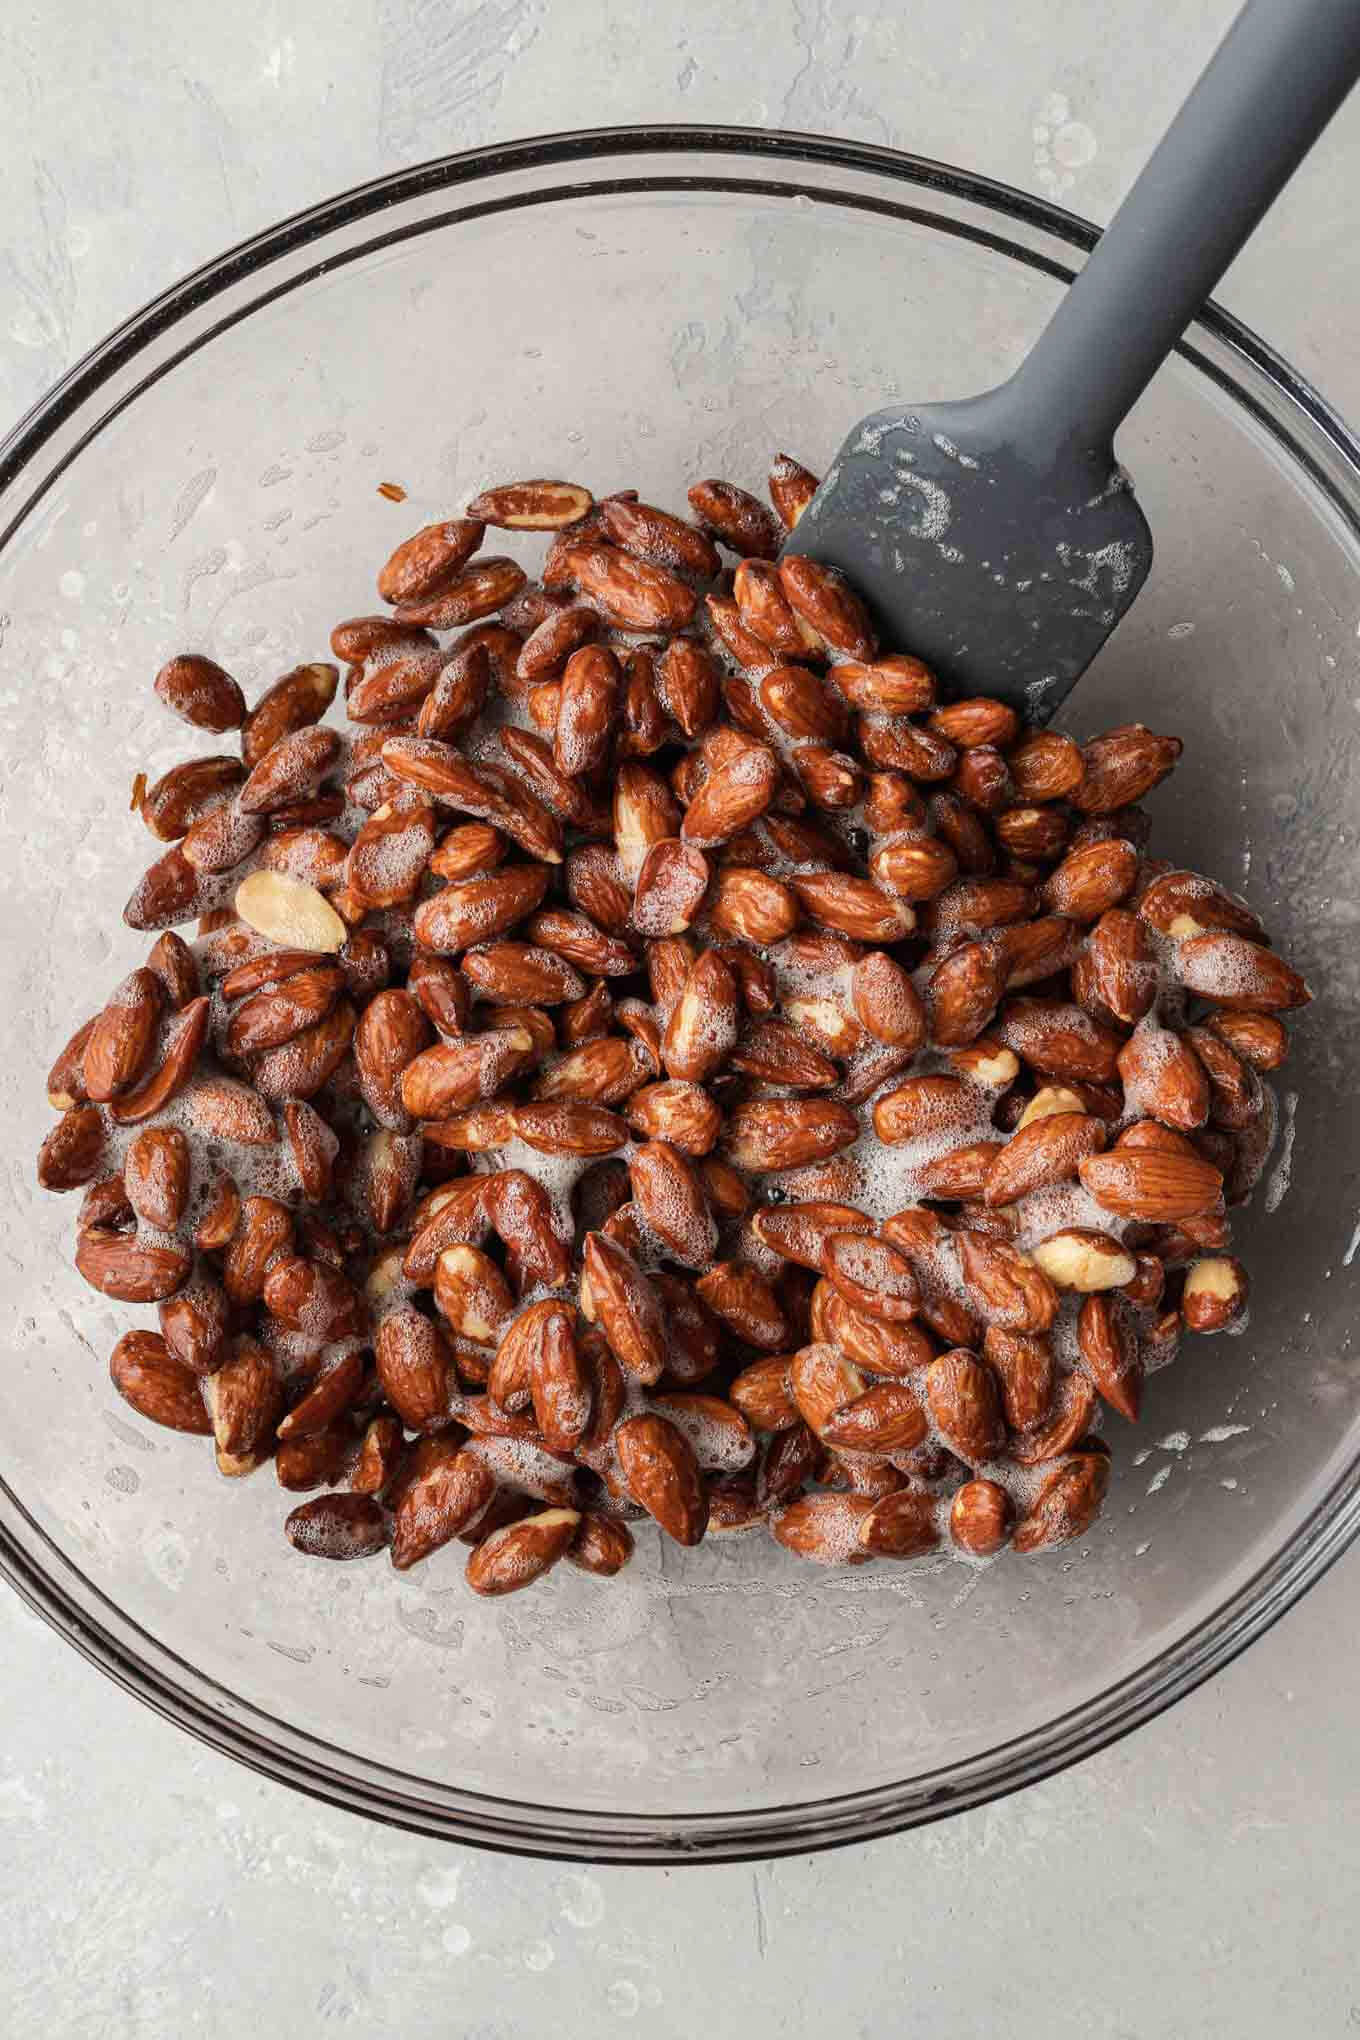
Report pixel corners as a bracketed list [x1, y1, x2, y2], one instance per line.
[441, 1923, 472, 1957]
[607, 1979, 640, 2017]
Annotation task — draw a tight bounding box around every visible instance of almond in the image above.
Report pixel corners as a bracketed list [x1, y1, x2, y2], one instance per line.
[820, 1379, 927, 1455]
[1078, 1291, 1143, 1419]
[466, 1507, 582, 1596]
[925, 1349, 1005, 1462]
[1072, 907, 1157, 1025]
[375, 1309, 455, 1429]
[957, 1233, 1059, 1333]
[1042, 838, 1138, 920]
[917, 1140, 1004, 1200]
[355, 987, 433, 1129]
[772, 1492, 876, 1564]
[466, 479, 593, 529]
[789, 1342, 867, 1436]
[768, 453, 820, 530]
[818, 1286, 936, 1378]
[110, 1330, 211, 1434]
[628, 1141, 717, 1268]
[1078, 1149, 1223, 1222]
[392, 555, 527, 629]
[433, 1243, 514, 1346]
[377, 518, 485, 603]
[651, 1393, 755, 1473]
[37, 1104, 107, 1192]
[791, 871, 914, 943]
[949, 1479, 1013, 1556]
[283, 1492, 385, 1560]
[927, 941, 1006, 1046]
[565, 541, 696, 630]
[185, 1076, 277, 1147]
[687, 478, 781, 557]
[382, 738, 563, 863]
[850, 951, 927, 1051]
[140, 755, 247, 841]
[731, 1020, 838, 1090]
[223, 1195, 293, 1306]
[725, 1097, 859, 1172]
[819, 1232, 919, 1322]
[1116, 1022, 1210, 1130]
[84, 968, 162, 1102]
[984, 1111, 1106, 1207]
[776, 554, 875, 657]
[695, 1260, 788, 1349]
[614, 1412, 707, 1544]
[626, 1080, 722, 1155]
[461, 942, 585, 1005]
[1071, 725, 1182, 813]
[830, 654, 934, 715]
[728, 1355, 799, 1431]
[233, 869, 347, 953]
[566, 1511, 636, 1576]
[157, 1275, 231, 1377]
[123, 1125, 191, 1230]
[391, 1446, 496, 1570]
[1006, 730, 1085, 801]
[581, 1232, 666, 1383]
[1176, 932, 1311, 1012]
[1181, 1254, 1250, 1333]
[1031, 1226, 1139, 1290]
[680, 742, 780, 846]
[1137, 869, 1265, 941]
[631, 839, 710, 937]
[241, 663, 338, 769]
[1013, 1451, 1110, 1551]
[982, 1326, 1054, 1432]
[995, 997, 1123, 1083]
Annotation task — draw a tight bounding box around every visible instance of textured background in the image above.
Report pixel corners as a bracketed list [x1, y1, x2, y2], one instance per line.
[5, 2, 1360, 2033]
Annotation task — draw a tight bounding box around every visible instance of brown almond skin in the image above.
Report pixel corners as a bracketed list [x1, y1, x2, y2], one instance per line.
[84, 968, 161, 1102]
[615, 1414, 709, 1545]
[1078, 1149, 1223, 1222]
[110, 1331, 212, 1434]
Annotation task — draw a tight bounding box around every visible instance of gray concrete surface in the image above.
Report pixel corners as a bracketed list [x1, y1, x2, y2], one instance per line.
[4, 2, 1360, 2033]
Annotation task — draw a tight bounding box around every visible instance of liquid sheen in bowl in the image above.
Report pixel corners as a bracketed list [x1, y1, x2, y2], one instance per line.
[1, 129, 1358, 1863]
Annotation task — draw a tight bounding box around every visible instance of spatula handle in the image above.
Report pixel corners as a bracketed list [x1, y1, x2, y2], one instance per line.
[1009, 0, 1360, 459]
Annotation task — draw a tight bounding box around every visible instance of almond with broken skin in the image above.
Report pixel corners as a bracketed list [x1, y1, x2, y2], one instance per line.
[110, 1330, 212, 1434]
[581, 1233, 667, 1383]
[465, 1506, 582, 1596]
[725, 1097, 859, 1172]
[241, 663, 338, 770]
[468, 479, 593, 529]
[432, 1244, 514, 1347]
[140, 755, 247, 841]
[1181, 1254, 1250, 1332]
[751, 1201, 873, 1271]
[661, 948, 739, 1082]
[1137, 869, 1265, 942]
[1031, 1226, 1138, 1291]
[615, 1413, 708, 1545]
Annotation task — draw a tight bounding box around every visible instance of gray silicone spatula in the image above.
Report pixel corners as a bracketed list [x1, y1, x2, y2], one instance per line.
[784, 0, 1360, 721]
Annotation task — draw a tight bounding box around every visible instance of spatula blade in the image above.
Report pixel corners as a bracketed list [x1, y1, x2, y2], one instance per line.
[782, 398, 1153, 724]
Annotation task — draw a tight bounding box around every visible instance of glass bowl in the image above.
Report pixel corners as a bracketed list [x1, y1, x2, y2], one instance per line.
[3, 128, 1358, 1864]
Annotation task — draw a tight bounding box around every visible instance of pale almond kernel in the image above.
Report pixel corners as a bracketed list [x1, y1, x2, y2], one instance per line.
[1031, 1229, 1136, 1292]
[950, 1042, 1020, 1088]
[1168, 913, 1206, 937]
[1016, 1085, 1087, 1130]
[234, 870, 347, 953]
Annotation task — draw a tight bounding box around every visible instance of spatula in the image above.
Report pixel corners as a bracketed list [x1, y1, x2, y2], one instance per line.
[784, 0, 1360, 721]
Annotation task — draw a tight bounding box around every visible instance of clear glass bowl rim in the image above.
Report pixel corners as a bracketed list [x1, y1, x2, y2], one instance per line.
[3, 123, 1358, 1864]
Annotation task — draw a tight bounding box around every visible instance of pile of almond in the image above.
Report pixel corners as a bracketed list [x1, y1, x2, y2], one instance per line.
[36, 458, 1311, 1592]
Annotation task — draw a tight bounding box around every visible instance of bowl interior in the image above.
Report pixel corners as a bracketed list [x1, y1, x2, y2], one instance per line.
[2, 138, 1358, 1857]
